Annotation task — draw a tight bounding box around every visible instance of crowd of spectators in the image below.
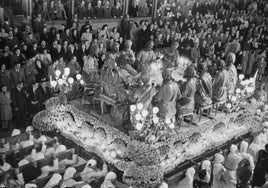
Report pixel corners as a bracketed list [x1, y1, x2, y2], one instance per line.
[0, 0, 267, 131]
[175, 129, 268, 188]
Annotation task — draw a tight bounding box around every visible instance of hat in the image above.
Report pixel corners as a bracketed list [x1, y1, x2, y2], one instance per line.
[26, 126, 33, 133]
[87, 159, 97, 167]
[198, 169, 207, 180]
[11, 129, 21, 137]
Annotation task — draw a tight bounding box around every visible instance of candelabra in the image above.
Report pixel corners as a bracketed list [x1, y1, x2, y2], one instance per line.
[50, 67, 84, 96]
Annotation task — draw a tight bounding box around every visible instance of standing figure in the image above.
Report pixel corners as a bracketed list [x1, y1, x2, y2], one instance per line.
[226, 53, 237, 95]
[12, 82, 28, 128]
[212, 60, 229, 103]
[154, 68, 181, 122]
[177, 66, 196, 115]
[195, 63, 212, 107]
[0, 86, 12, 130]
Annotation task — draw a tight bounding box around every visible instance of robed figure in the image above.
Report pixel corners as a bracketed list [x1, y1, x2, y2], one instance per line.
[177, 66, 196, 115]
[154, 68, 181, 121]
[226, 53, 238, 95]
[212, 60, 229, 103]
[195, 63, 212, 107]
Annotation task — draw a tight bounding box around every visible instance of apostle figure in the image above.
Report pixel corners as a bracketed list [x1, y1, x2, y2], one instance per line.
[162, 42, 180, 68]
[136, 41, 156, 72]
[252, 83, 267, 102]
[177, 66, 196, 115]
[226, 53, 238, 95]
[154, 68, 181, 122]
[212, 59, 229, 103]
[195, 62, 212, 107]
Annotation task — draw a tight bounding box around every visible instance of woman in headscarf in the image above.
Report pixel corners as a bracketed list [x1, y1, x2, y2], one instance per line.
[100, 171, 117, 188]
[44, 173, 62, 188]
[239, 140, 254, 170]
[201, 160, 212, 183]
[81, 159, 108, 184]
[39, 155, 59, 179]
[248, 135, 262, 163]
[59, 148, 78, 169]
[222, 144, 241, 188]
[212, 153, 226, 188]
[29, 142, 46, 162]
[177, 167, 195, 188]
[60, 167, 84, 188]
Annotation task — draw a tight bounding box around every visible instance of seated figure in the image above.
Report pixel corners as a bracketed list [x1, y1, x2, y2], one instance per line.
[177, 66, 196, 115]
[212, 59, 229, 103]
[154, 68, 181, 122]
[253, 83, 267, 102]
[195, 63, 212, 107]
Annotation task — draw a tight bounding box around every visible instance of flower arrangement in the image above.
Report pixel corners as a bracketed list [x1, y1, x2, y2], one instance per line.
[130, 103, 174, 144]
[224, 74, 255, 113]
[32, 92, 268, 187]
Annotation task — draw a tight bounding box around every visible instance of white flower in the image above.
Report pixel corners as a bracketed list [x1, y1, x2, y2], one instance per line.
[80, 80, 84, 85]
[231, 96, 237, 102]
[50, 80, 57, 87]
[142, 110, 149, 117]
[68, 77, 74, 84]
[137, 103, 144, 110]
[169, 123, 175, 129]
[110, 150, 117, 158]
[226, 103, 232, 109]
[130, 105, 136, 112]
[153, 107, 159, 114]
[136, 123, 143, 130]
[58, 79, 64, 85]
[64, 67, 70, 76]
[153, 116, 159, 124]
[239, 74, 245, 80]
[236, 88, 241, 94]
[55, 70, 61, 77]
[76, 74, 82, 80]
[135, 113, 142, 121]
[165, 118, 171, 124]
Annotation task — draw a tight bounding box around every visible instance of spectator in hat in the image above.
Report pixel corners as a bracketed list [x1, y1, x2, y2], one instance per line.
[94, 0, 104, 18]
[23, 59, 38, 87]
[10, 63, 25, 88]
[193, 169, 211, 188]
[86, 3, 96, 19]
[27, 82, 41, 117]
[37, 80, 51, 110]
[33, 14, 45, 33]
[111, 2, 122, 18]
[5, 31, 19, 51]
[11, 81, 28, 128]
